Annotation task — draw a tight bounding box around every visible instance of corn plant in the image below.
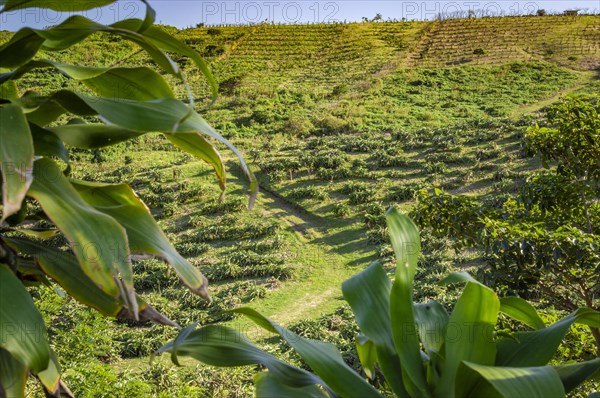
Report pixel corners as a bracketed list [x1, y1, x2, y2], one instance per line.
[160, 209, 600, 397]
[0, 1, 256, 395]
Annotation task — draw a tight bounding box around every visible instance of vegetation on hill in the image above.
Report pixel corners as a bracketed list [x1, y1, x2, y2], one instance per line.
[1, 6, 599, 397]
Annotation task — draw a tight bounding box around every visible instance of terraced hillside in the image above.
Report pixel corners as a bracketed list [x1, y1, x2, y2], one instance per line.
[3, 14, 600, 397]
[408, 15, 600, 68]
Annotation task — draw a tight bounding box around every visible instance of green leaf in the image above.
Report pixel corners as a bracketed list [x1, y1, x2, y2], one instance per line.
[437, 281, 499, 396]
[84, 67, 175, 100]
[76, 95, 256, 207]
[439, 271, 479, 286]
[29, 123, 69, 162]
[496, 308, 600, 367]
[0, 0, 117, 12]
[0, 29, 44, 68]
[157, 324, 326, 391]
[0, 106, 34, 222]
[413, 301, 449, 354]
[0, 16, 178, 75]
[553, 358, 600, 393]
[71, 180, 210, 300]
[26, 158, 138, 317]
[166, 133, 226, 193]
[0, 264, 50, 373]
[386, 209, 430, 397]
[22, 90, 96, 127]
[462, 361, 565, 398]
[2, 60, 175, 101]
[228, 307, 382, 398]
[0, 348, 27, 398]
[4, 237, 177, 326]
[47, 123, 143, 149]
[4, 237, 120, 316]
[254, 372, 328, 398]
[36, 349, 60, 395]
[0, 79, 17, 99]
[342, 261, 408, 397]
[126, 24, 218, 99]
[356, 335, 377, 380]
[499, 296, 546, 330]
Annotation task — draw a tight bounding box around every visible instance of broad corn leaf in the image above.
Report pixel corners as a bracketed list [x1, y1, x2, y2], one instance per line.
[228, 307, 382, 398]
[166, 133, 226, 193]
[462, 361, 565, 398]
[355, 334, 377, 380]
[254, 372, 328, 398]
[26, 158, 138, 317]
[496, 308, 600, 367]
[1, 60, 175, 101]
[157, 324, 325, 390]
[47, 123, 143, 149]
[552, 358, 600, 393]
[0, 105, 34, 222]
[386, 209, 430, 397]
[0, 264, 50, 373]
[413, 301, 449, 354]
[4, 237, 177, 326]
[342, 261, 408, 397]
[499, 296, 545, 330]
[71, 180, 210, 300]
[0, 348, 27, 398]
[437, 279, 499, 396]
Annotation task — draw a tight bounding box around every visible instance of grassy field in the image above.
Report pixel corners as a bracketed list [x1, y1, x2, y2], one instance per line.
[5, 13, 599, 397]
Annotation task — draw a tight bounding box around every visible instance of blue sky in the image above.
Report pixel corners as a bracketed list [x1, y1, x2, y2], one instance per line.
[1, 1, 598, 30]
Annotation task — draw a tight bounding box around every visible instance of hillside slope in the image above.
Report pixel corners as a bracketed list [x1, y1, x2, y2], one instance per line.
[2, 14, 600, 396]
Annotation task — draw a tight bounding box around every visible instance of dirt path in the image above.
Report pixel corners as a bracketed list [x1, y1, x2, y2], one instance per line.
[226, 184, 376, 327]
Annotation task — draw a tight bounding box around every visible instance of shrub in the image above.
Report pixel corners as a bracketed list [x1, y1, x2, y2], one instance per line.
[287, 185, 329, 201]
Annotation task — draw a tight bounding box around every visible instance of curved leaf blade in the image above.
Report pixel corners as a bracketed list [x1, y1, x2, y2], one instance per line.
[500, 296, 546, 330]
[496, 308, 600, 367]
[29, 123, 69, 162]
[552, 358, 600, 393]
[356, 335, 377, 380]
[3, 60, 175, 101]
[0, 348, 27, 398]
[157, 324, 325, 390]
[4, 237, 177, 326]
[437, 281, 499, 396]
[166, 133, 226, 193]
[254, 372, 328, 398]
[4, 237, 120, 316]
[26, 158, 138, 317]
[386, 209, 430, 397]
[229, 307, 382, 398]
[126, 24, 218, 99]
[462, 361, 565, 398]
[36, 349, 60, 395]
[0, 264, 50, 373]
[414, 301, 449, 354]
[47, 123, 143, 149]
[342, 261, 408, 397]
[0, 16, 178, 75]
[71, 180, 210, 300]
[0, 105, 33, 223]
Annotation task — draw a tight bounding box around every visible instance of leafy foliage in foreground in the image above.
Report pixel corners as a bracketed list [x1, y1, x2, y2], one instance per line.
[160, 210, 600, 397]
[0, 1, 255, 395]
